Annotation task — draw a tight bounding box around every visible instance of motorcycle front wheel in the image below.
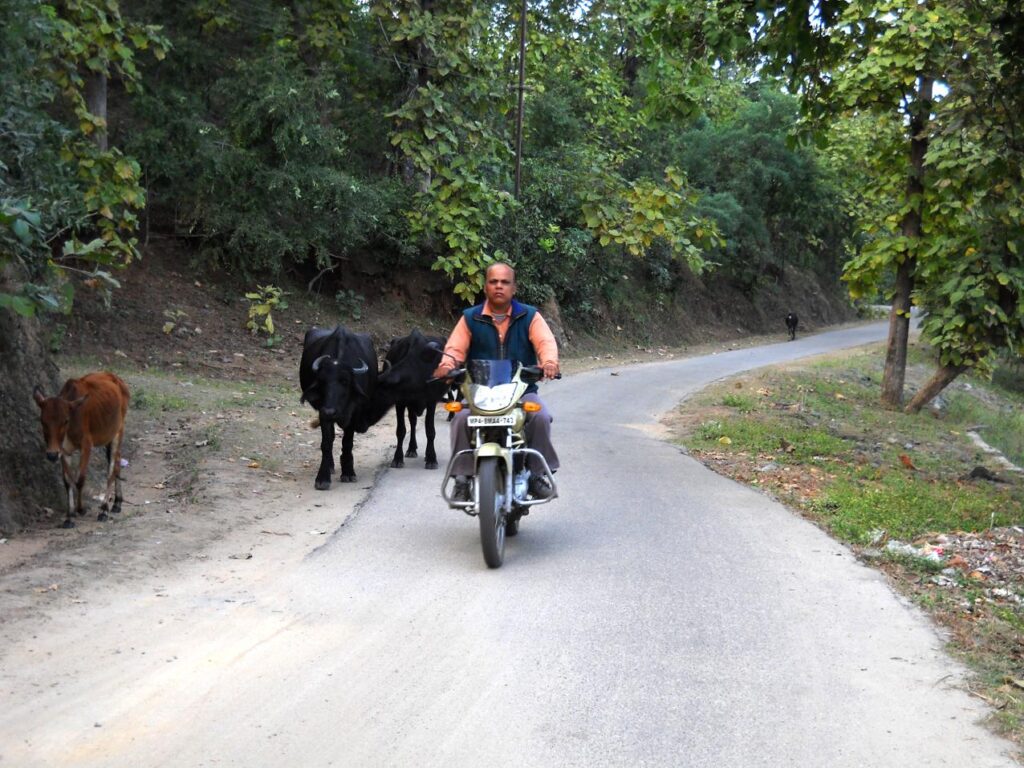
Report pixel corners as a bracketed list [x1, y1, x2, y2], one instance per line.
[477, 457, 506, 568]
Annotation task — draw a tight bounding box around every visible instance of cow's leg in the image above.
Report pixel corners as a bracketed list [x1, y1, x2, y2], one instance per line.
[391, 404, 407, 468]
[101, 427, 125, 518]
[75, 440, 92, 519]
[424, 402, 438, 470]
[316, 420, 336, 490]
[98, 444, 112, 521]
[339, 428, 356, 482]
[59, 454, 76, 528]
[405, 408, 419, 458]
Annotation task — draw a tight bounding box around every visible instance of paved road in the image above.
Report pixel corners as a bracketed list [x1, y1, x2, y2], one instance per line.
[1, 322, 1017, 767]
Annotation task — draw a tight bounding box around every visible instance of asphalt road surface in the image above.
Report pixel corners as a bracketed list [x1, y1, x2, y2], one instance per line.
[1, 321, 1017, 767]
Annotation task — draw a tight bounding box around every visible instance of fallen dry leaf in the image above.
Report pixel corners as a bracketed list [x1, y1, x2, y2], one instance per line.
[946, 554, 969, 570]
[899, 454, 919, 471]
[247, 461, 261, 469]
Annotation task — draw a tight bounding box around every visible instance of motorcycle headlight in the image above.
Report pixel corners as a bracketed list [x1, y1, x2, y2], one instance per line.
[470, 383, 519, 412]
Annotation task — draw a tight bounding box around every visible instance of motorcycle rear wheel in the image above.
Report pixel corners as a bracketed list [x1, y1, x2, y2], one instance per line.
[477, 457, 506, 568]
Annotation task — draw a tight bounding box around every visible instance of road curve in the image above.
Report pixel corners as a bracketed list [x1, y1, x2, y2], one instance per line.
[0, 321, 1017, 767]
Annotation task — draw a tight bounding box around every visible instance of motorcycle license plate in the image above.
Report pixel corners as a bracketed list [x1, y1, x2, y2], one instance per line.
[467, 414, 515, 427]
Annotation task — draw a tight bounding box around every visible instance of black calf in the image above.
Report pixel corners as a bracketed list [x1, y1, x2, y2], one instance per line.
[378, 330, 448, 469]
[785, 312, 799, 341]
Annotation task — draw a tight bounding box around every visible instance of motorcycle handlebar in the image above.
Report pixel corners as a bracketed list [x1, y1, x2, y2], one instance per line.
[427, 366, 561, 384]
[520, 365, 561, 381]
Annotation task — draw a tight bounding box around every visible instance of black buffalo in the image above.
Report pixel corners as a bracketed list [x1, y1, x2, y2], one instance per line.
[785, 312, 799, 341]
[299, 326, 388, 489]
[378, 330, 449, 470]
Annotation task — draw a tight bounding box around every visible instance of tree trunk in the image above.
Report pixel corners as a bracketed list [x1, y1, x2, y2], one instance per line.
[880, 256, 915, 406]
[85, 71, 108, 151]
[0, 298, 63, 533]
[399, 0, 433, 193]
[622, 28, 640, 92]
[905, 363, 967, 414]
[880, 75, 933, 408]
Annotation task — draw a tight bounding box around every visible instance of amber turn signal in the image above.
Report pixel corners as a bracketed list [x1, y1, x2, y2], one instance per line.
[522, 401, 542, 413]
[444, 402, 463, 413]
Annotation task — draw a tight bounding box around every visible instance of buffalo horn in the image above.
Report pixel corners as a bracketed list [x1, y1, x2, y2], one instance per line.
[351, 359, 368, 375]
[311, 355, 331, 372]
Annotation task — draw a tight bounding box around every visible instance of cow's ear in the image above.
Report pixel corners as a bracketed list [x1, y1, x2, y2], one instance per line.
[33, 386, 46, 408]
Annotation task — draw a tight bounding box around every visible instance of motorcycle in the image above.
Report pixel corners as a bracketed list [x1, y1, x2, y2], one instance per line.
[440, 359, 559, 568]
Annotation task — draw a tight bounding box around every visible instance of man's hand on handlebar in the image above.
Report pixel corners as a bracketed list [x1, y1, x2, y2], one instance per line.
[542, 361, 560, 380]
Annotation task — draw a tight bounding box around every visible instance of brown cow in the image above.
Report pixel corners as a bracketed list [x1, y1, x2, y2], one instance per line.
[33, 372, 130, 528]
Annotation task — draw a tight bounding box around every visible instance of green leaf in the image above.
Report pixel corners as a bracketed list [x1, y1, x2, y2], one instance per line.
[0, 294, 37, 317]
[12, 219, 32, 245]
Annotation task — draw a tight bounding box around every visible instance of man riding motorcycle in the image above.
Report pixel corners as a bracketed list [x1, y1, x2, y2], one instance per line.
[434, 262, 560, 502]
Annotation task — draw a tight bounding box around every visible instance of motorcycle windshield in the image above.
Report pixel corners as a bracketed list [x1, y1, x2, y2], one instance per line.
[467, 359, 519, 412]
[468, 359, 513, 387]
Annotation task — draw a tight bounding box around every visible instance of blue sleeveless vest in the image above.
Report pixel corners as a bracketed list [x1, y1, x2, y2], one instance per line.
[463, 299, 539, 391]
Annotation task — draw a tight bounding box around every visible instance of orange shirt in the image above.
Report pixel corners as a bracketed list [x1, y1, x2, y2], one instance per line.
[434, 302, 558, 377]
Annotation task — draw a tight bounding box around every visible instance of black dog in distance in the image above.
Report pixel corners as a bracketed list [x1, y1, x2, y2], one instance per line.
[785, 312, 798, 341]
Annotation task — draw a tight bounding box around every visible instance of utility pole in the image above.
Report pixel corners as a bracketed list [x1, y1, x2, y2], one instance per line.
[513, 0, 527, 199]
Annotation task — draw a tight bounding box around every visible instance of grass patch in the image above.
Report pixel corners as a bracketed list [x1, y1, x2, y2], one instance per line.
[813, 473, 1013, 544]
[720, 393, 757, 413]
[681, 351, 1024, 543]
[694, 416, 845, 463]
[132, 386, 191, 413]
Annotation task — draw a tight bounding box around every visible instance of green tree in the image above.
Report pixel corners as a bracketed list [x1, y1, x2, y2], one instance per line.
[2, 0, 166, 316]
[123, 0, 409, 279]
[377, 0, 516, 301]
[903, 1, 1024, 411]
[753, 0, 1024, 409]
[666, 88, 853, 292]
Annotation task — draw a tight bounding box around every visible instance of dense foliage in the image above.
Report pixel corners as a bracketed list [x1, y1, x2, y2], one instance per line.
[101, 1, 855, 304]
[3, 0, 1021, 407]
[0, 0, 165, 315]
